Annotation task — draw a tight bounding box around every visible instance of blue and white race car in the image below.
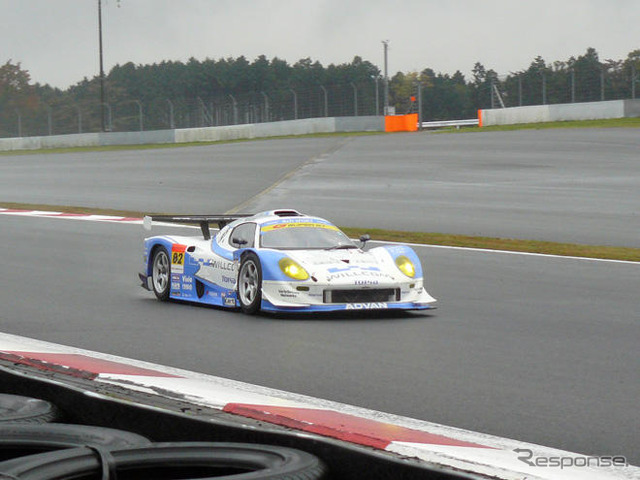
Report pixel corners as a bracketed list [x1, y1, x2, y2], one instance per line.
[139, 209, 436, 314]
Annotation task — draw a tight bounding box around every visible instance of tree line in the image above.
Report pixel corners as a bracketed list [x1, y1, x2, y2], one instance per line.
[1, 47, 639, 136]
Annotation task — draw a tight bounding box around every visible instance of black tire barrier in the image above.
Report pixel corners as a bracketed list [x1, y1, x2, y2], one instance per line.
[0, 395, 59, 424]
[0, 423, 152, 462]
[0, 442, 327, 479]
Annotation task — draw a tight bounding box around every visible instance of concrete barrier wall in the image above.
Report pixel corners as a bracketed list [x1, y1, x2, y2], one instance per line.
[335, 116, 385, 132]
[175, 117, 336, 143]
[0, 116, 385, 152]
[99, 130, 176, 146]
[0, 133, 101, 151]
[480, 99, 640, 126]
[624, 99, 640, 117]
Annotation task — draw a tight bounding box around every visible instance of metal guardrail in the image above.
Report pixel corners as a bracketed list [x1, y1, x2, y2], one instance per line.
[421, 118, 479, 129]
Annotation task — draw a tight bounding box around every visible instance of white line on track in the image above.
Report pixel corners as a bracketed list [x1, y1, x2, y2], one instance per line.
[369, 240, 640, 266]
[2, 208, 638, 265]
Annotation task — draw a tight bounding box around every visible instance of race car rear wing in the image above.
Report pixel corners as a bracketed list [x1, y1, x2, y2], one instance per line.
[143, 214, 253, 240]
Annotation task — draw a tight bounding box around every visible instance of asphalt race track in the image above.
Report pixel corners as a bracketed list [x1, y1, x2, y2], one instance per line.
[1, 129, 639, 246]
[1, 129, 639, 465]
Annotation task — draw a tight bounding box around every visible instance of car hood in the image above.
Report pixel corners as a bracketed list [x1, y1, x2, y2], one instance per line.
[285, 248, 378, 268]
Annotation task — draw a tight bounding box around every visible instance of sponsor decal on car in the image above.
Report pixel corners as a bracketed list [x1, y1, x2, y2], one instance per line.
[171, 244, 187, 274]
[327, 270, 392, 282]
[327, 265, 380, 273]
[261, 222, 339, 232]
[345, 302, 389, 310]
[221, 274, 236, 285]
[355, 279, 379, 286]
[195, 255, 238, 287]
[278, 289, 299, 298]
[209, 259, 235, 271]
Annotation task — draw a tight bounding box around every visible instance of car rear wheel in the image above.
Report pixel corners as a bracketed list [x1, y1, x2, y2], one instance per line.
[151, 246, 171, 301]
[238, 253, 262, 314]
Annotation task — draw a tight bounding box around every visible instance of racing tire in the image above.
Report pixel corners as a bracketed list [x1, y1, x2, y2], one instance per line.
[0, 394, 59, 424]
[0, 424, 151, 462]
[151, 246, 171, 301]
[0, 442, 328, 480]
[238, 252, 262, 314]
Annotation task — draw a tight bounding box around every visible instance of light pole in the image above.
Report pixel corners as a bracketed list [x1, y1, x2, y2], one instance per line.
[382, 40, 390, 115]
[98, 0, 106, 132]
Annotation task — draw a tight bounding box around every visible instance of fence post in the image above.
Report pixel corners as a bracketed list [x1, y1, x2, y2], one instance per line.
[417, 83, 422, 130]
[229, 94, 238, 124]
[47, 105, 52, 135]
[261, 91, 269, 122]
[134, 100, 143, 131]
[15, 109, 22, 137]
[518, 75, 522, 106]
[490, 79, 495, 108]
[166, 99, 175, 129]
[374, 76, 380, 115]
[350, 83, 358, 116]
[320, 85, 328, 117]
[75, 105, 82, 133]
[289, 88, 298, 120]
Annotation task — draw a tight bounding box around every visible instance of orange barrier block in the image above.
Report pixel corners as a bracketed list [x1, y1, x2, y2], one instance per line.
[478, 109, 483, 128]
[384, 114, 418, 132]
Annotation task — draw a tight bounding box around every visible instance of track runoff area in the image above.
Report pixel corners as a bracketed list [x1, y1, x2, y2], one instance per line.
[0, 208, 637, 480]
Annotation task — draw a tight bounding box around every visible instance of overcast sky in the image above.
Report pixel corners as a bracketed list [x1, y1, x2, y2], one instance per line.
[2, 0, 638, 89]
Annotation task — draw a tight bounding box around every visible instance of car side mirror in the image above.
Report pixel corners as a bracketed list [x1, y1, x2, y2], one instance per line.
[359, 234, 371, 248]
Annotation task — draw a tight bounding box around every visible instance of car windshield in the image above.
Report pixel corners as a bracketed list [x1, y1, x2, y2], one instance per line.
[260, 222, 356, 250]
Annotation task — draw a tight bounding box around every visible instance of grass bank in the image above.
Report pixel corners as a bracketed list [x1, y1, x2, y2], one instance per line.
[2, 203, 638, 262]
[443, 116, 640, 133]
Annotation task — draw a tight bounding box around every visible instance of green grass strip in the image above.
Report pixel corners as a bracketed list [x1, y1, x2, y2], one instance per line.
[341, 227, 640, 262]
[2, 202, 638, 262]
[441, 116, 640, 133]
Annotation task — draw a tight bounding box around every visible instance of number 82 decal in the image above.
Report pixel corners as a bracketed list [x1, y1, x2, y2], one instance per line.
[171, 244, 186, 273]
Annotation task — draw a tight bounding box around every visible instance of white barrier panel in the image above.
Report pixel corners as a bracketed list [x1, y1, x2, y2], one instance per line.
[480, 99, 640, 126]
[175, 117, 337, 143]
[0, 117, 384, 152]
[0, 133, 102, 151]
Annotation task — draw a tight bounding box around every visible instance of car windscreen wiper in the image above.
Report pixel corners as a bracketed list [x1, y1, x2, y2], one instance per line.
[325, 244, 358, 250]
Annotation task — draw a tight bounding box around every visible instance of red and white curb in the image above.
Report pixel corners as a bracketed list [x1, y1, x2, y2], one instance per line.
[0, 208, 143, 225]
[0, 333, 636, 480]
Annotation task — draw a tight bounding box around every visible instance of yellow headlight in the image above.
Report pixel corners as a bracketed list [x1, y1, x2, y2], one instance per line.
[279, 258, 309, 280]
[395, 255, 416, 278]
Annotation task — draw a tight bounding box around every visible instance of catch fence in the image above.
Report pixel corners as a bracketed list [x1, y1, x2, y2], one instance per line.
[486, 67, 639, 109]
[1, 68, 638, 138]
[0, 82, 385, 138]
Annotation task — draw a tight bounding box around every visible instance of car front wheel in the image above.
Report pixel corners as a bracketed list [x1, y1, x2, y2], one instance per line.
[151, 246, 171, 301]
[238, 253, 262, 314]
